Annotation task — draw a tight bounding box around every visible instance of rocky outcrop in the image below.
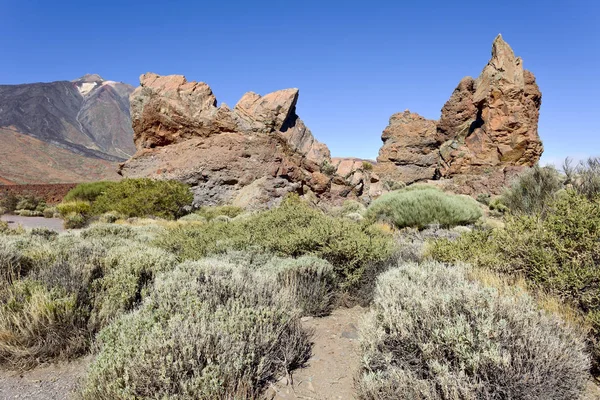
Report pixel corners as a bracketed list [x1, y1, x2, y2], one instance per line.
[376, 35, 543, 194]
[121, 73, 346, 208]
[375, 111, 439, 185]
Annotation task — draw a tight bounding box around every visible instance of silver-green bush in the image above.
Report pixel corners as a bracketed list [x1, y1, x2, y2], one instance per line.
[80, 259, 312, 399]
[365, 186, 482, 229]
[357, 262, 590, 400]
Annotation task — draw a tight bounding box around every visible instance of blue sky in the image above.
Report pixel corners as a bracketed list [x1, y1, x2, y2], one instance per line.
[1, 0, 598, 164]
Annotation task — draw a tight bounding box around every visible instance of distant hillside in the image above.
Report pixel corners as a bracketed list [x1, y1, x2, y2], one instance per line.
[0, 74, 135, 183]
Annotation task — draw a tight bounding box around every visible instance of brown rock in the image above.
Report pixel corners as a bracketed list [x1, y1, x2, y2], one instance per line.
[122, 73, 344, 208]
[375, 35, 543, 194]
[375, 111, 439, 184]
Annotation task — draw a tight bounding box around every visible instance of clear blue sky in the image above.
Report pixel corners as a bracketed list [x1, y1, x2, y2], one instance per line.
[1, 0, 598, 164]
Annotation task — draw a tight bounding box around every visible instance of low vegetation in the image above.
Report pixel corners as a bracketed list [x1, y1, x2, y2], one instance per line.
[157, 195, 396, 290]
[365, 184, 482, 229]
[357, 261, 589, 399]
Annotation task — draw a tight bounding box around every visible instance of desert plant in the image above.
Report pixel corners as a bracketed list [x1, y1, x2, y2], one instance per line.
[564, 157, 600, 199]
[383, 180, 405, 191]
[429, 190, 600, 370]
[194, 205, 244, 221]
[321, 159, 337, 176]
[0, 207, 6, 216]
[43, 207, 57, 218]
[500, 164, 563, 215]
[365, 185, 482, 229]
[92, 178, 193, 220]
[357, 262, 589, 400]
[15, 195, 43, 212]
[156, 195, 396, 290]
[63, 181, 118, 203]
[0, 193, 18, 213]
[476, 192, 491, 205]
[57, 201, 92, 217]
[362, 161, 373, 171]
[63, 212, 88, 229]
[262, 256, 337, 316]
[80, 259, 312, 400]
[89, 244, 178, 328]
[0, 279, 87, 368]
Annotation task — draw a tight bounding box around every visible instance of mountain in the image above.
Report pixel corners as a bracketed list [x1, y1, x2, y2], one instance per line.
[0, 74, 135, 184]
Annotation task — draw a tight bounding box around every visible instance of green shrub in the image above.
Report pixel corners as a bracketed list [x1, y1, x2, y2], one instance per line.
[362, 161, 373, 171]
[0, 207, 6, 216]
[80, 260, 312, 399]
[63, 213, 88, 229]
[63, 181, 117, 203]
[92, 178, 193, 220]
[0, 220, 9, 233]
[178, 213, 207, 222]
[321, 160, 337, 176]
[43, 207, 57, 218]
[476, 193, 491, 205]
[156, 195, 396, 289]
[365, 186, 482, 229]
[500, 165, 563, 215]
[0, 193, 18, 213]
[564, 157, 600, 199]
[357, 262, 589, 400]
[194, 205, 244, 221]
[429, 190, 600, 370]
[383, 180, 405, 191]
[57, 201, 91, 217]
[15, 209, 43, 217]
[15, 195, 44, 212]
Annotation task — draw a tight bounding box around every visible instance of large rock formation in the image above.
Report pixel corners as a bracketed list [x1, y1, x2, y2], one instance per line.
[376, 35, 543, 193]
[121, 73, 351, 208]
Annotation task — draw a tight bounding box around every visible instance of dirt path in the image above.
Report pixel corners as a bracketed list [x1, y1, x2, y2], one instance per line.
[1, 214, 64, 232]
[0, 357, 91, 399]
[266, 306, 366, 400]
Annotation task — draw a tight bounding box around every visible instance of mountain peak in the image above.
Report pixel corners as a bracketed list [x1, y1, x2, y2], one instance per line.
[73, 74, 104, 83]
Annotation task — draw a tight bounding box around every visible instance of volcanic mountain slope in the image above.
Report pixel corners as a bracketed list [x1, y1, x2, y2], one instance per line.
[0, 74, 135, 183]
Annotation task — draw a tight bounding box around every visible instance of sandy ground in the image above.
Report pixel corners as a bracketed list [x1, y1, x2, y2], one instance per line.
[0, 357, 91, 400]
[265, 306, 365, 400]
[1, 214, 64, 232]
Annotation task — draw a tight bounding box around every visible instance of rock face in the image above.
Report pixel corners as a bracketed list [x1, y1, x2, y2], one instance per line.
[376, 35, 543, 193]
[121, 73, 349, 208]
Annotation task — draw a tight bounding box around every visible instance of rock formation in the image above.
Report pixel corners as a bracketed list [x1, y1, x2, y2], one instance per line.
[375, 35, 543, 193]
[121, 73, 356, 208]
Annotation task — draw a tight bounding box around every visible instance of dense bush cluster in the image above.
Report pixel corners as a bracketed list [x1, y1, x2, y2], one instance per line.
[56, 179, 194, 228]
[81, 259, 314, 399]
[357, 261, 590, 399]
[499, 164, 564, 215]
[157, 195, 396, 289]
[365, 185, 482, 229]
[429, 190, 600, 369]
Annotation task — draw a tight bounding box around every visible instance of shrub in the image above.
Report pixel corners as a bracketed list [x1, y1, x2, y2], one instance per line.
[57, 201, 91, 217]
[15, 209, 43, 217]
[156, 195, 396, 289]
[178, 213, 207, 222]
[0, 207, 6, 216]
[564, 157, 600, 199]
[15, 195, 44, 212]
[383, 180, 405, 191]
[43, 207, 57, 218]
[365, 186, 482, 229]
[476, 193, 491, 205]
[194, 205, 244, 221]
[63, 181, 117, 203]
[321, 160, 337, 176]
[500, 164, 563, 215]
[0, 279, 87, 368]
[428, 190, 600, 370]
[357, 262, 589, 400]
[262, 256, 337, 317]
[0, 193, 18, 213]
[89, 244, 178, 328]
[80, 260, 312, 400]
[0, 221, 9, 233]
[63, 213, 87, 229]
[362, 161, 373, 171]
[92, 178, 193, 220]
